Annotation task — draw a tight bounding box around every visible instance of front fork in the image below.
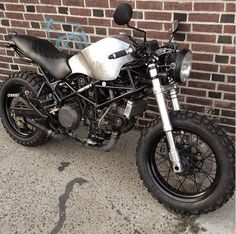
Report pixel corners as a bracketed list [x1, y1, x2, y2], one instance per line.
[149, 64, 183, 173]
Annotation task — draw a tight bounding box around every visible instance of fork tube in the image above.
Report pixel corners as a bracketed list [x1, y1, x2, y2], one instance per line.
[169, 88, 180, 111]
[148, 64, 183, 173]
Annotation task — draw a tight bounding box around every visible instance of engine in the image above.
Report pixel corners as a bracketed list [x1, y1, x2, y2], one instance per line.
[58, 104, 81, 130]
[57, 97, 145, 136]
[53, 73, 147, 143]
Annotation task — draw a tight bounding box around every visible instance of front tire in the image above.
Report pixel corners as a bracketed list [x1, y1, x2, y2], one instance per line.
[136, 111, 235, 214]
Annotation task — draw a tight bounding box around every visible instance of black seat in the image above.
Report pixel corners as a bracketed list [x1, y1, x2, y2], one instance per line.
[11, 35, 71, 80]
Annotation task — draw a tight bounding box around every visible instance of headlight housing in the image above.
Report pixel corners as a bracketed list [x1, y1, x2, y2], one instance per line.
[168, 49, 193, 83]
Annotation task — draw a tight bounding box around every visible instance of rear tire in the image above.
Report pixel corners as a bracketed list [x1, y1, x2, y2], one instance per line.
[136, 111, 235, 215]
[0, 71, 49, 146]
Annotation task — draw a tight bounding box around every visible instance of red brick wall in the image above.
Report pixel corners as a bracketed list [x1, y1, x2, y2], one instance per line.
[0, 0, 235, 135]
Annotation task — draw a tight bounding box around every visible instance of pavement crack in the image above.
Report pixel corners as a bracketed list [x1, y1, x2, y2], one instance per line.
[50, 177, 88, 234]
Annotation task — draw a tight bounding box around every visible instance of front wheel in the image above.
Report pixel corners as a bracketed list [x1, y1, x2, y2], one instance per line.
[136, 111, 235, 214]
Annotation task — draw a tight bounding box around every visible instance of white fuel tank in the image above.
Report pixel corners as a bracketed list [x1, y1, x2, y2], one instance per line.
[68, 35, 134, 81]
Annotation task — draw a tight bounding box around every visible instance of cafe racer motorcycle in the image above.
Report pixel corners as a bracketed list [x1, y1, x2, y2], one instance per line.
[0, 3, 234, 214]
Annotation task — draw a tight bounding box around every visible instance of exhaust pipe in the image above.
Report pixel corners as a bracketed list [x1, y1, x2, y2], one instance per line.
[26, 118, 67, 140]
[73, 132, 119, 152]
[99, 132, 119, 152]
[26, 118, 119, 151]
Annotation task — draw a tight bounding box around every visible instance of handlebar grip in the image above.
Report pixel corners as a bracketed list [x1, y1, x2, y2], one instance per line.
[108, 49, 128, 59]
[5, 42, 15, 48]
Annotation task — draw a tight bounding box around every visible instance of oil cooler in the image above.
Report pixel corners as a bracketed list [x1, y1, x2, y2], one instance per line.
[124, 99, 147, 119]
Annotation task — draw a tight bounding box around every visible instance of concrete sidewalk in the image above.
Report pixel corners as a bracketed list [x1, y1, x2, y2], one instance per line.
[0, 123, 234, 234]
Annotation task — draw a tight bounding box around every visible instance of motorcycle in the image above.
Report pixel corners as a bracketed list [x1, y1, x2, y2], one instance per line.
[0, 3, 234, 214]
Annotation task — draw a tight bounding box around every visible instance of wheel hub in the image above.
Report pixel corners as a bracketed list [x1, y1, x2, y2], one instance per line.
[178, 144, 202, 175]
[9, 96, 34, 132]
[11, 96, 30, 110]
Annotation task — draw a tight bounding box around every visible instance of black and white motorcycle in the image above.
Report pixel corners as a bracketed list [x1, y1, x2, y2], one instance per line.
[0, 3, 234, 214]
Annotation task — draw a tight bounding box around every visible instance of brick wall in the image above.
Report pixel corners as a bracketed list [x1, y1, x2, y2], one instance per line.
[0, 0, 235, 135]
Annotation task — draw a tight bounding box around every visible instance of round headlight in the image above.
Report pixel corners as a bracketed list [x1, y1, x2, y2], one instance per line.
[169, 49, 193, 83]
[180, 50, 192, 82]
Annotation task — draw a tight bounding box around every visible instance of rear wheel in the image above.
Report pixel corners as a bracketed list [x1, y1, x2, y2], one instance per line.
[0, 71, 49, 146]
[136, 111, 235, 214]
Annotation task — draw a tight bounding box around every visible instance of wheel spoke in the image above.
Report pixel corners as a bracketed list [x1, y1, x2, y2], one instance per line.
[193, 173, 200, 193]
[201, 153, 215, 163]
[156, 160, 170, 167]
[176, 174, 187, 192]
[200, 169, 215, 183]
[196, 135, 199, 148]
[180, 133, 185, 145]
[177, 175, 188, 192]
[166, 167, 171, 183]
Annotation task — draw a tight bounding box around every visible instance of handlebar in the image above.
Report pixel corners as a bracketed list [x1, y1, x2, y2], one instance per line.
[108, 45, 134, 59]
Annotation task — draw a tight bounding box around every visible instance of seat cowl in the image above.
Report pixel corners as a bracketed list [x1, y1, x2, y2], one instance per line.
[10, 35, 71, 80]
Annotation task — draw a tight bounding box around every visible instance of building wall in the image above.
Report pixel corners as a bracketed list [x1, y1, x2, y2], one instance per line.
[0, 0, 235, 135]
